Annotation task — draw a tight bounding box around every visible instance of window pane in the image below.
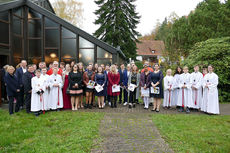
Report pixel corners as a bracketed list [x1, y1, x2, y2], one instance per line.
[13, 7, 22, 17]
[28, 57, 42, 65]
[62, 27, 76, 38]
[61, 58, 75, 64]
[29, 39, 41, 57]
[28, 9, 42, 19]
[97, 46, 112, 58]
[0, 11, 8, 21]
[45, 29, 59, 47]
[45, 49, 59, 64]
[13, 57, 22, 66]
[29, 19, 41, 37]
[0, 22, 9, 44]
[79, 36, 94, 48]
[62, 39, 76, 58]
[12, 37, 23, 57]
[97, 59, 112, 65]
[79, 49, 94, 66]
[12, 16, 22, 35]
[0, 46, 9, 54]
[45, 17, 58, 27]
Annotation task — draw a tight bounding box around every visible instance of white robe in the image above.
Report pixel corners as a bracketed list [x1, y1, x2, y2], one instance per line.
[48, 74, 63, 109]
[190, 71, 203, 109]
[163, 75, 174, 107]
[40, 74, 50, 111]
[201, 72, 219, 114]
[31, 77, 45, 112]
[172, 74, 182, 106]
[177, 73, 193, 108]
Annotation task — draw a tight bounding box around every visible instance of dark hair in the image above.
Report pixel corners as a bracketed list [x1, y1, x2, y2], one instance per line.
[71, 64, 79, 72]
[28, 64, 33, 68]
[60, 62, 65, 66]
[175, 66, 182, 74]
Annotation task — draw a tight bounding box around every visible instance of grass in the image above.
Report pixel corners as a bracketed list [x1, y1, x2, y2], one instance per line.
[0, 109, 104, 153]
[152, 114, 230, 153]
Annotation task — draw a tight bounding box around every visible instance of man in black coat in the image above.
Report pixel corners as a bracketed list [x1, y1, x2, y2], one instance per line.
[22, 65, 34, 113]
[15, 60, 27, 109]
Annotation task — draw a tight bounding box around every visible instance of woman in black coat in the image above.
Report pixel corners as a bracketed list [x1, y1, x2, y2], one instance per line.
[4, 66, 20, 115]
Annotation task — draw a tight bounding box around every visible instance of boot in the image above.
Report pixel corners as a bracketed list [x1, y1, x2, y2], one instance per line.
[114, 101, 117, 108]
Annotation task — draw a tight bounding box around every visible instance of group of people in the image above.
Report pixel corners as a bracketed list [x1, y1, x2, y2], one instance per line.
[1, 60, 219, 116]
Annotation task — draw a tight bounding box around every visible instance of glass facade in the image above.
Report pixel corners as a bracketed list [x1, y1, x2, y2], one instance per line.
[0, 1, 125, 67]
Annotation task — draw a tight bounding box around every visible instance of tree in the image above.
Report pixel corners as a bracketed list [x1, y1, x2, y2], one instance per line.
[93, 0, 141, 59]
[183, 37, 230, 102]
[52, 0, 83, 27]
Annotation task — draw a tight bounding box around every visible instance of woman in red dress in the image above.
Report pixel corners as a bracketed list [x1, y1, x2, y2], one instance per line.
[107, 64, 120, 108]
[62, 64, 71, 109]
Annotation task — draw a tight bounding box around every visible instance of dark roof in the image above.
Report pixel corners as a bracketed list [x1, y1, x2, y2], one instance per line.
[136, 40, 165, 56]
[0, 0, 55, 13]
[0, 0, 126, 59]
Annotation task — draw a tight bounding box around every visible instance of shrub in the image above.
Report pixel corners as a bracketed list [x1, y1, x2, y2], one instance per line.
[183, 37, 230, 102]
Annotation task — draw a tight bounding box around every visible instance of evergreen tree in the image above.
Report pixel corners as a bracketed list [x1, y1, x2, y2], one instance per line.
[93, 0, 141, 58]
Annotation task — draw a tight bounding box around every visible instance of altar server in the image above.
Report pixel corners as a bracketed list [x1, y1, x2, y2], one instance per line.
[40, 68, 50, 111]
[172, 67, 182, 108]
[48, 67, 63, 110]
[163, 69, 174, 108]
[201, 65, 219, 114]
[190, 65, 203, 109]
[31, 70, 45, 116]
[178, 66, 193, 113]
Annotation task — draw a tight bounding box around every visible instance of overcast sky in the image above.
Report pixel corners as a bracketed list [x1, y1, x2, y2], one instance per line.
[50, 0, 222, 36]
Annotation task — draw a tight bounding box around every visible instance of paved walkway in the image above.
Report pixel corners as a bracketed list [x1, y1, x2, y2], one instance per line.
[91, 113, 173, 153]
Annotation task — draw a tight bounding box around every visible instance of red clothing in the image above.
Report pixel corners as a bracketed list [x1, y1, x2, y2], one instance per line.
[141, 67, 154, 73]
[107, 72, 120, 96]
[62, 74, 71, 109]
[47, 68, 63, 76]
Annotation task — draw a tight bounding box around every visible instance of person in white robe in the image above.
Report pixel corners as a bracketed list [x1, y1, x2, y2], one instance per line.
[31, 70, 45, 116]
[40, 68, 50, 111]
[48, 67, 63, 110]
[201, 65, 219, 114]
[172, 67, 183, 109]
[177, 66, 193, 113]
[190, 65, 203, 110]
[163, 69, 174, 108]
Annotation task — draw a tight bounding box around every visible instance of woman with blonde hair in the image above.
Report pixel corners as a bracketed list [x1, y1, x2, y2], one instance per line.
[107, 64, 120, 108]
[127, 65, 140, 108]
[4, 66, 21, 115]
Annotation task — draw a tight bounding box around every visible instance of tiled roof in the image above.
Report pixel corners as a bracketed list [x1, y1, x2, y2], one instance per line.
[136, 40, 165, 56]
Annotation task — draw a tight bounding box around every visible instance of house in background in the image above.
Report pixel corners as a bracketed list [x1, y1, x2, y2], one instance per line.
[136, 40, 165, 65]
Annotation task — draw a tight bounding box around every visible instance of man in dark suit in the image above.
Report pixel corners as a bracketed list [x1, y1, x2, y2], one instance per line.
[22, 65, 34, 113]
[15, 60, 27, 109]
[118, 63, 128, 104]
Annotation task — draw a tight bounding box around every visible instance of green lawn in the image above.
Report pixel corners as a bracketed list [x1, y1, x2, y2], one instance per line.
[152, 114, 230, 153]
[0, 109, 104, 153]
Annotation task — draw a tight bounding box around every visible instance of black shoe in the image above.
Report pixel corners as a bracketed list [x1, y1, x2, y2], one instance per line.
[149, 103, 153, 106]
[114, 101, 117, 108]
[88, 105, 92, 109]
[133, 103, 135, 108]
[129, 103, 132, 109]
[111, 102, 114, 108]
[186, 107, 190, 113]
[119, 101, 122, 104]
[151, 108, 156, 111]
[156, 109, 160, 113]
[178, 107, 184, 112]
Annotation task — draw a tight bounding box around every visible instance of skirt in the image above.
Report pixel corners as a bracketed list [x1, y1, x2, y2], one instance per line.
[69, 89, 83, 96]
